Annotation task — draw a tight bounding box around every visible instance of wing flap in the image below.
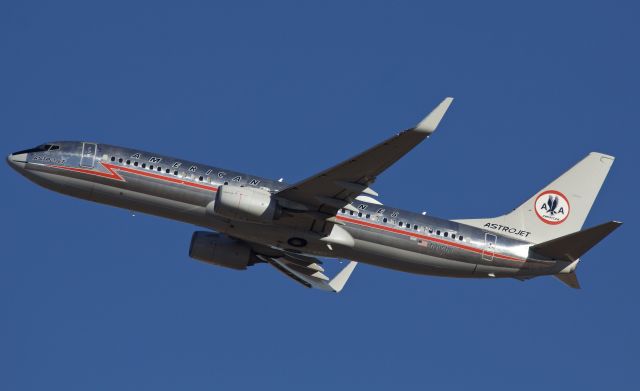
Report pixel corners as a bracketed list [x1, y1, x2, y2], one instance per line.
[280, 253, 325, 272]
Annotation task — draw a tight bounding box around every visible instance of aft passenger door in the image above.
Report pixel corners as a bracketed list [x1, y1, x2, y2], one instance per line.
[482, 233, 497, 261]
[80, 142, 97, 168]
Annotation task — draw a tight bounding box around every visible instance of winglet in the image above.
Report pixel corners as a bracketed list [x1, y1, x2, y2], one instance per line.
[264, 255, 358, 293]
[328, 261, 358, 293]
[414, 97, 454, 134]
[554, 272, 581, 289]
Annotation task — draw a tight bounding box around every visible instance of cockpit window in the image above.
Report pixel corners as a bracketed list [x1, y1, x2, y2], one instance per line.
[12, 144, 58, 155]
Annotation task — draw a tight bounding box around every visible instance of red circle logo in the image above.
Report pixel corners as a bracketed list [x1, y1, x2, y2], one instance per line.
[534, 190, 570, 225]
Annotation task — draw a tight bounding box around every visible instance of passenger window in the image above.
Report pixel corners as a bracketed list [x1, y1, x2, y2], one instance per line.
[149, 165, 154, 170]
[350, 211, 354, 216]
[428, 228, 433, 234]
[341, 209, 345, 214]
[444, 232, 448, 238]
[366, 214, 370, 219]
[383, 217, 388, 223]
[414, 225, 418, 230]
[126, 160, 130, 165]
[134, 161, 138, 166]
[141, 163, 146, 168]
[166, 169, 170, 173]
[224, 181, 229, 185]
[452, 234, 456, 239]
[436, 230, 441, 235]
[358, 212, 362, 217]
[118, 158, 123, 163]
[459, 236, 464, 241]
[174, 170, 178, 175]
[199, 176, 203, 181]
[399, 221, 403, 226]
[157, 167, 162, 172]
[110, 156, 115, 162]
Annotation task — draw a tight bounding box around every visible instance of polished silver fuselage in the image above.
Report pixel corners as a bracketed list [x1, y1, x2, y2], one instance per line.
[8, 141, 565, 279]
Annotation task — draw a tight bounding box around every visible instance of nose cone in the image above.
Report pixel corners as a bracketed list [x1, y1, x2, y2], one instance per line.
[7, 153, 27, 171]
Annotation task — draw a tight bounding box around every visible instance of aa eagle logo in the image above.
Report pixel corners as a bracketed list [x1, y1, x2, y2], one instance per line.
[534, 190, 570, 225]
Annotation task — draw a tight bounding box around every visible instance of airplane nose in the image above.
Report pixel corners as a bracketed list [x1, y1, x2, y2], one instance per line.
[7, 153, 27, 170]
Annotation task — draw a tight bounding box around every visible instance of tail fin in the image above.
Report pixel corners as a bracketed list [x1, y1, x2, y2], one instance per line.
[455, 152, 615, 243]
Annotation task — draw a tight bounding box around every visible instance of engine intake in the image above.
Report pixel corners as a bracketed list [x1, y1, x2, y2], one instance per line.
[189, 231, 254, 270]
[212, 185, 280, 222]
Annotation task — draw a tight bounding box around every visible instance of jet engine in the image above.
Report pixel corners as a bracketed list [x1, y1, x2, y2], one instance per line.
[212, 185, 280, 222]
[188, 231, 256, 270]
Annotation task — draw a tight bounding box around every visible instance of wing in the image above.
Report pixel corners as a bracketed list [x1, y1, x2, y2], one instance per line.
[256, 252, 358, 293]
[275, 98, 453, 217]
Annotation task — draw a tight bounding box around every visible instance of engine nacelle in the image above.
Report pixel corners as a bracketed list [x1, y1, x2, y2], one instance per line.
[188, 231, 254, 270]
[212, 185, 279, 222]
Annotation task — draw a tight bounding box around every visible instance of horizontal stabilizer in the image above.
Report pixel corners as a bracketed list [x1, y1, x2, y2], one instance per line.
[531, 221, 622, 262]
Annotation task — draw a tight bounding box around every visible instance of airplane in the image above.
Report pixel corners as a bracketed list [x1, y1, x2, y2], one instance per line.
[7, 98, 621, 292]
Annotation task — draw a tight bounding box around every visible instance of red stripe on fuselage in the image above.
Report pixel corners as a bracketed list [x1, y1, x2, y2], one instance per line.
[46, 162, 523, 263]
[335, 215, 525, 263]
[49, 162, 219, 192]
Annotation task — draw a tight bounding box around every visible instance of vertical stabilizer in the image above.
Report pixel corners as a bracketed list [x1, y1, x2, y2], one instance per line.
[455, 152, 615, 243]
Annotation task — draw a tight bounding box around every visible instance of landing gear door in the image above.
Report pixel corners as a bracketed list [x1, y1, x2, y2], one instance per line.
[482, 233, 497, 261]
[80, 142, 97, 168]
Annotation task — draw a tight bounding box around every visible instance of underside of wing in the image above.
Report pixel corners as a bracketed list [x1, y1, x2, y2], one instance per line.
[255, 252, 358, 293]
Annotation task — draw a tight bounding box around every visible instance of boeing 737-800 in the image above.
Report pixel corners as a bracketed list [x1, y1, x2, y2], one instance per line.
[7, 98, 621, 291]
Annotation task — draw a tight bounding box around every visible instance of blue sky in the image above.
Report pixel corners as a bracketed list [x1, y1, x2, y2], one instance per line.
[1, 1, 638, 389]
